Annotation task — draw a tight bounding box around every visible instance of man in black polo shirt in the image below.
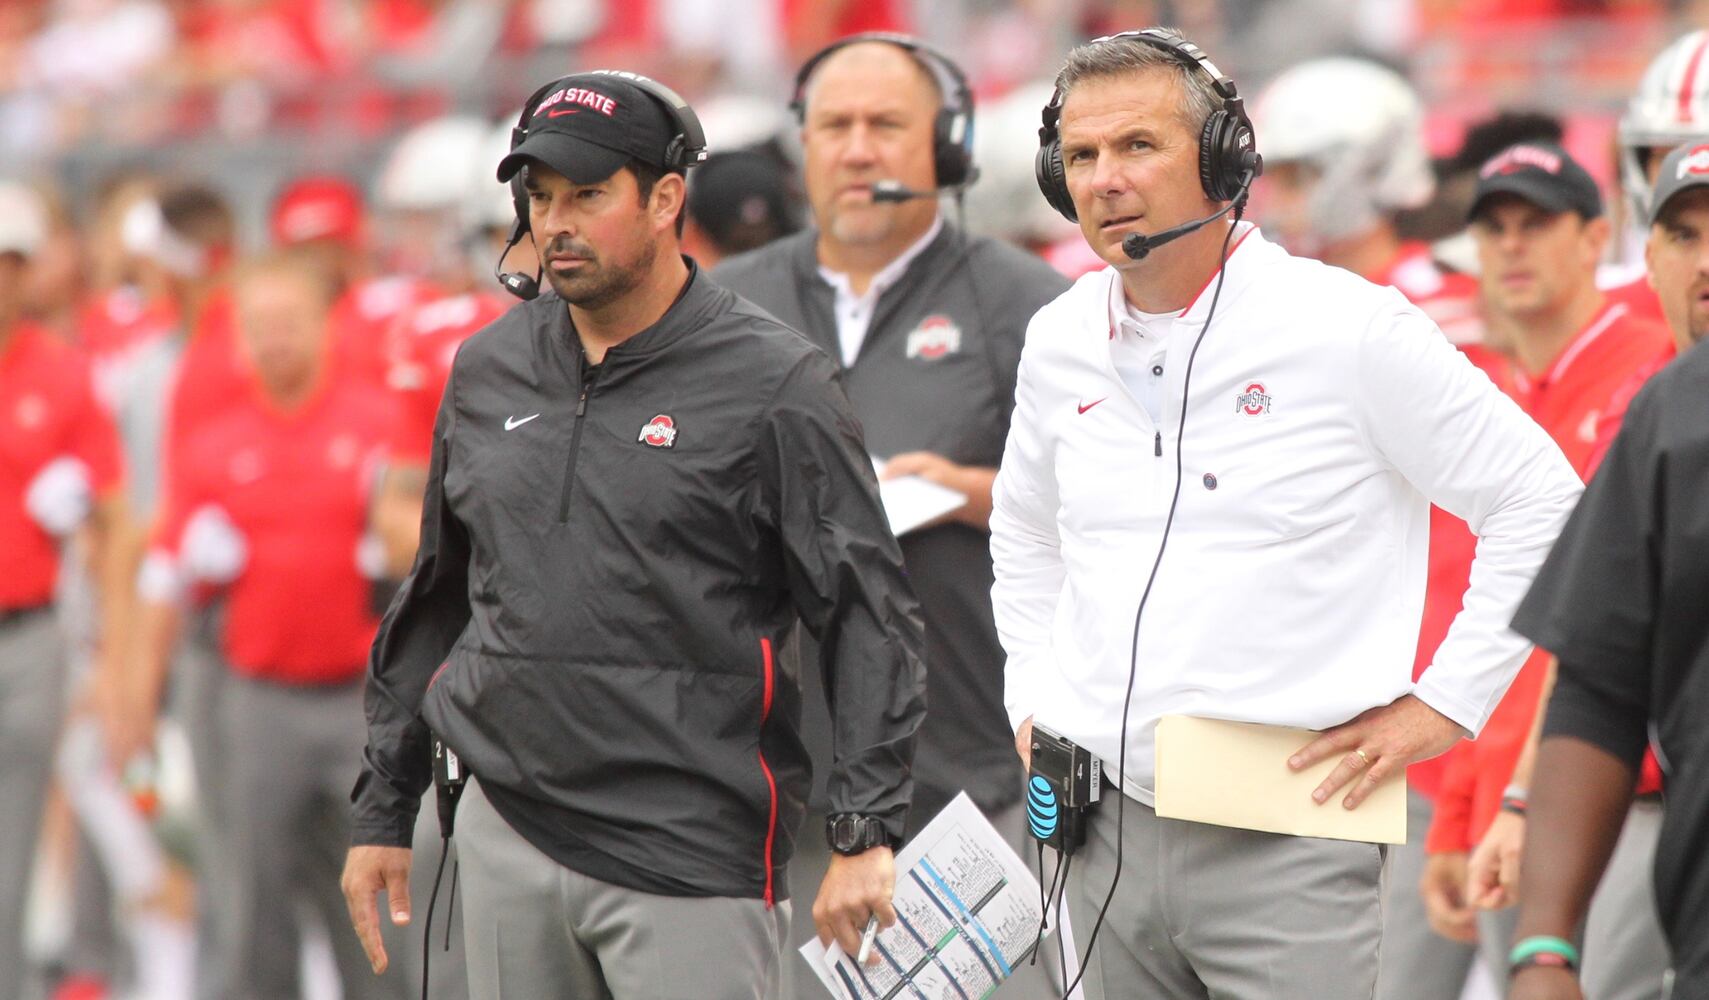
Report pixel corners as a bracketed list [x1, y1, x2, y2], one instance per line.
[341, 71, 926, 999]
[1507, 142, 1709, 999]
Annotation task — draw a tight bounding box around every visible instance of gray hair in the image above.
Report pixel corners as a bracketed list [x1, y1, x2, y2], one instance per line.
[1054, 31, 1220, 135]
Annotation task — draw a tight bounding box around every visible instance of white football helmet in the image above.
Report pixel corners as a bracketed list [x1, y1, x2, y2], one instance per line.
[464, 119, 518, 235]
[376, 115, 491, 213]
[1619, 30, 1709, 223]
[1252, 57, 1434, 248]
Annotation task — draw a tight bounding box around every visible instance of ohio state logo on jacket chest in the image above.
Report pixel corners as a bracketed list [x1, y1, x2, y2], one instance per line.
[638, 414, 677, 448]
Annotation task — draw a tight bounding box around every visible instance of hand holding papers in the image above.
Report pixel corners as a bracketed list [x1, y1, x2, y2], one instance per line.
[1153, 716, 1407, 844]
[872, 455, 967, 537]
[801, 794, 1065, 999]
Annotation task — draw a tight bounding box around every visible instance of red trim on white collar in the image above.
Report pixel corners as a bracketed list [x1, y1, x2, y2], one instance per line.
[1180, 224, 1256, 318]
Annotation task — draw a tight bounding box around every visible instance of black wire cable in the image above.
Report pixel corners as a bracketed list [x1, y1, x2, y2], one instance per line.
[443, 860, 458, 951]
[1031, 843, 1066, 966]
[1056, 205, 1245, 1000]
[1054, 850, 1073, 992]
[1031, 842, 1048, 966]
[420, 837, 452, 1000]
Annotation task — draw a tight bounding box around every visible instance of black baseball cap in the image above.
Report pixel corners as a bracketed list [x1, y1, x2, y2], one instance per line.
[497, 73, 676, 186]
[686, 151, 798, 251]
[1469, 142, 1603, 221]
[1648, 142, 1709, 225]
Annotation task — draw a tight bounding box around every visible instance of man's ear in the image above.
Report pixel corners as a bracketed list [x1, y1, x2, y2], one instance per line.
[1583, 214, 1612, 267]
[652, 172, 687, 235]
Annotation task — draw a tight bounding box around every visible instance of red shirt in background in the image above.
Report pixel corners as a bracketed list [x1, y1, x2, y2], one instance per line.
[1602, 273, 1666, 329]
[154, 376, 401, 684]
[330, 275, 437, 394]
[167, 276, 429, 461]
[0, 324, 123, 609]
[1426, 300, 1673, 854]
[383, 290, 507, 464]
[1502, 301, 1673, 478]
[1588, 343, 1675, 474]
[179, 0, 346, 78]
[164, 291, 242, 466]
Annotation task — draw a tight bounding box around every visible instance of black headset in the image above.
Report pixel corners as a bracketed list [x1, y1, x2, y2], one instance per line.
[1034, 28, 1260, 222]
[496, 69, 708, 299]
[789, 32, 976, 190]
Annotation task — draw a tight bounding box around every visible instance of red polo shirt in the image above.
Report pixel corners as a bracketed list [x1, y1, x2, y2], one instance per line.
[0, 324, 123, 609]
[1602, 273, 1666, 328]
[383, 291, 507, 463]
[330, 275, 438, 393]
[155, 376, 402, 684]
[1502, 301, 1674, 477]
[1426, 300, 1672, 853]
[164, 292, 243, 465]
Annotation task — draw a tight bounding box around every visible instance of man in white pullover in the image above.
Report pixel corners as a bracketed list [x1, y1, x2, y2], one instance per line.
[992, 29, 1585, 1000]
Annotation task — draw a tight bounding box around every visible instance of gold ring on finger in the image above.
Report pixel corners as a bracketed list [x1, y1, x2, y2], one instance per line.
[1353, 748, 1371, 767]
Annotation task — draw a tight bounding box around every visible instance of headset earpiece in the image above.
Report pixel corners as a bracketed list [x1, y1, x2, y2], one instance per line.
[1033, 117, 1078, 221]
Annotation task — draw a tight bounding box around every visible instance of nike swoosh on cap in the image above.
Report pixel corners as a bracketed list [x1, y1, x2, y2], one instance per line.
[505, 414, 541, 430]
[547, 108, 581, 117]
[1077, 399, 1107, 414]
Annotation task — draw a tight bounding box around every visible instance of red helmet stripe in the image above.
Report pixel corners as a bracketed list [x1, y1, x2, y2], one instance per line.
[1678, 34, 1709, 123]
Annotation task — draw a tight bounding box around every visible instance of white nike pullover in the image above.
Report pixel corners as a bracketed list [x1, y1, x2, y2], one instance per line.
[991, 225, 1583, 803]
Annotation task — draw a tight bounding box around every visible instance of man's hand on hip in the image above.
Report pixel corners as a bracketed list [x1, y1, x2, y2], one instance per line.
[341, 845, 412, 975]
[814, 846, 896, 966]
[1288, 694, 1466, 809]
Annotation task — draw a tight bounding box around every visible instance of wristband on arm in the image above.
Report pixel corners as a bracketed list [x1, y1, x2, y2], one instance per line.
[1508, 936, 1579, 976]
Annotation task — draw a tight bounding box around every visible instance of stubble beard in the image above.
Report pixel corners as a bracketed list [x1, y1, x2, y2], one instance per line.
[543, 234, 657, 311]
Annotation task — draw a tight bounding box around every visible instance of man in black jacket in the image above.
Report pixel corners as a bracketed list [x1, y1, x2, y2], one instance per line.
[341, 71, 926, 999]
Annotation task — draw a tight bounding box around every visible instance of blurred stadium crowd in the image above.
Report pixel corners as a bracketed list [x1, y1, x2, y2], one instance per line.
[2, 1, 1708, 999]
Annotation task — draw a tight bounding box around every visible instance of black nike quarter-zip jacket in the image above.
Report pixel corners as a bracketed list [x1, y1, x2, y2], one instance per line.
[350, 264, 926, 902]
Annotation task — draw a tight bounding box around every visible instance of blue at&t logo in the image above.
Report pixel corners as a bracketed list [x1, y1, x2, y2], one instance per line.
[1027, 775, 1060, 839]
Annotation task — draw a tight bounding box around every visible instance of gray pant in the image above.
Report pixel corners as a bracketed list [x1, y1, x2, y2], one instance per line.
[173, 606, 261, 1000]
[397, 800, 468, 1000]
[1066, 795, 1383, 1000]
[1377, 789, 1476, 1000]
[457, 777, 791, 1000]
[209, 671, 409, 1000]
[0, 608, 67, 1000]
[1477, 902, 1522, 994]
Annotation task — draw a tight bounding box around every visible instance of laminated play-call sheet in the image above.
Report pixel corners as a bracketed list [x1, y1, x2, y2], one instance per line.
[799, 793, 1058, 1000]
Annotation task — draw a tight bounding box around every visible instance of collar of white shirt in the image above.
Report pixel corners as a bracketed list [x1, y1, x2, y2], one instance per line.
[1106, 269, 1176, 343]
[818, 213, 944, 303]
